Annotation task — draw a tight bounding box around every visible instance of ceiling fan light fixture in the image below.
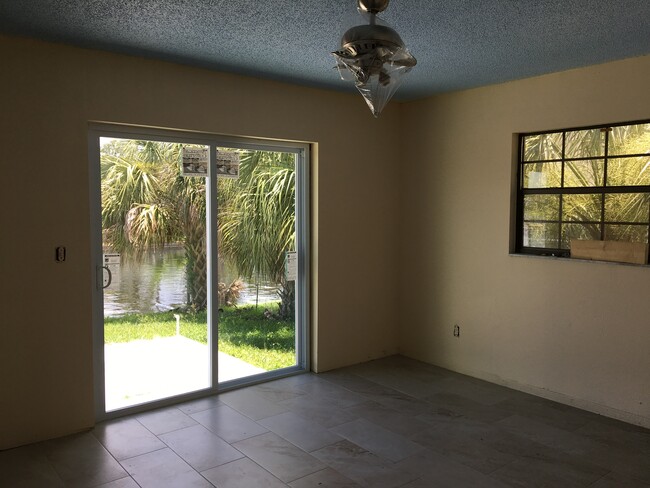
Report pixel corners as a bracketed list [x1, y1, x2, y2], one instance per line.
[333, 0, 416, 117]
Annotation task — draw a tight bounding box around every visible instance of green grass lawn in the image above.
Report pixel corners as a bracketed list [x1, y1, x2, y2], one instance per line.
[104, 304, 295, 371]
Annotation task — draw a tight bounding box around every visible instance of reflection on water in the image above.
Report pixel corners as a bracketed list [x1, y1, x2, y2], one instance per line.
[103, 247, 278, 317]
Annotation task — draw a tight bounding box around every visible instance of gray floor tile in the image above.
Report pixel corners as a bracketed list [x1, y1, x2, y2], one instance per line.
[448, 419, 560, 462]
[260, 411, 343, 452]
[496, 413, 600, 454]
[396, 450, 511, 488]
[400, 477, 503, 488]
[496, 414, 642, 474]
[437, 376, 516, 406]
[330, 418, 422, 462]
[280, 394, 360, 428]
[490, 454, 608, 488]
[121, 447, 213, 488]
[219, 387, 289, 420]
[295, 377, 367, 408]
[252, 377, 311, 403]
[311, 440, 417, 488]
[422, 392, 511, 424]
[576, 419, 650, 453]
[340, 358, 396, 374]
[201, 457, 288, 488]
[345, 356, 445, 385]
[347, 357, 452, 396]
[176, 396, 223, 415]
[96, 477, 140, 488]
[377, 355, 451, 378]
[288, 467, 361, 487]
[233, 432, 326, 482]
[191, 404, 268, 443]
[319, 370, 397, 396]
[159, 424, 244, 471]
[590, 471, 650, 488]
[611, 450, 650, 485]
[494, 396, 592, 432]
[497, 415, 636, 479]
[344, 400, 431, 437]
[354, 369, 442, 399]
[411, 423, 517, 474]
[262, 373, 315, 389]
[415, 404, 466, 424]
[93, 417, 166, 461]
[42, 432, 127, 487]
[136, 406, 197, 435]
[0, 443, 64, 487]
[360, 388, 431, 417]
[7, 355, 650, 488]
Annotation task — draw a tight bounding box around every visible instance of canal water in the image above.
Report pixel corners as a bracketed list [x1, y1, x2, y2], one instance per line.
[103, 247, 278, 317]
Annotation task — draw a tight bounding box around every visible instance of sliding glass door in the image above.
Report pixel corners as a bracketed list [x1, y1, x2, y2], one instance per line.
[89, 125, 309, 419]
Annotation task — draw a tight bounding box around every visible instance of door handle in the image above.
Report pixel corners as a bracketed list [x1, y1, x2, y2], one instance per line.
[102, 265, 112, 289]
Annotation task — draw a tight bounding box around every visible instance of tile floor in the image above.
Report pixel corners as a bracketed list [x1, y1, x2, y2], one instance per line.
[2, 355, 649, 487]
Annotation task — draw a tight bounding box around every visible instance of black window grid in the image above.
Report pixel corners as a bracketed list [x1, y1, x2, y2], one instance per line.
[516, 120, 650, 260]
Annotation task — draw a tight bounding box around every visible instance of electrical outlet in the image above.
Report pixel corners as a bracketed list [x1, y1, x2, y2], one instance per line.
[453, 324, 460, 337]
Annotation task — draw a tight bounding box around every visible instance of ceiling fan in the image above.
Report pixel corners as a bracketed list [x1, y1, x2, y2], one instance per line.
[333, 0, 417, 117]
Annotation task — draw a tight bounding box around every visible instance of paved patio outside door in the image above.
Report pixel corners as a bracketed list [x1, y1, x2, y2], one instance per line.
[104, 336, 265, 411]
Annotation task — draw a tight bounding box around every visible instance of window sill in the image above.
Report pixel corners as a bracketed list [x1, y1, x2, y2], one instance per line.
[508, 252, 650, 268]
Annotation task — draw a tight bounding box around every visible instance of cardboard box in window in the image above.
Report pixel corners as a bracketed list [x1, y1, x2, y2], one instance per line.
[570, 239, 648, 265]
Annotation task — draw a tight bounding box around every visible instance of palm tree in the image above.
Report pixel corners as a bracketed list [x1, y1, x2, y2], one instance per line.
[523, 124, 650, 246]
[217, 150, 297, 319]
[101, 141, 298, 315]
[101, 139, 208, 310]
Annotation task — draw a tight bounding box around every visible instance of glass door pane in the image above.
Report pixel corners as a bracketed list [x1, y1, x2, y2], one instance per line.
[100, 137, 211, 411]
[216, 148, 299, 382]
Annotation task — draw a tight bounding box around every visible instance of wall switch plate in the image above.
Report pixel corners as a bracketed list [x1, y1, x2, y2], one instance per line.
[453, 324, 460, 337]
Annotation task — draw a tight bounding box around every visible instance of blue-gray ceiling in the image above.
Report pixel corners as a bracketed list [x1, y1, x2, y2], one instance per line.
[1, 0, 649, 100]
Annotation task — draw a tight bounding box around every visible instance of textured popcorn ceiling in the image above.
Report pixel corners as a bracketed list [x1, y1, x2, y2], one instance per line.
[1, 0, 649, 100]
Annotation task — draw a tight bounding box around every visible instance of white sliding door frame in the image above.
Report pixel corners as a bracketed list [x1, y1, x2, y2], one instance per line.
[88, 122, 310, 421]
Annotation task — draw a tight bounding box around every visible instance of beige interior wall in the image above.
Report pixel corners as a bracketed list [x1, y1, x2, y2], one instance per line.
[0, 35, 400, 450]
[3, 31, 647, 451]
[400, 55, 650, 427]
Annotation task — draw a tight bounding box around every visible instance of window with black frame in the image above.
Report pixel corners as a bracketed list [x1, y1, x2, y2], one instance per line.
[516, 120, 650, 263]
